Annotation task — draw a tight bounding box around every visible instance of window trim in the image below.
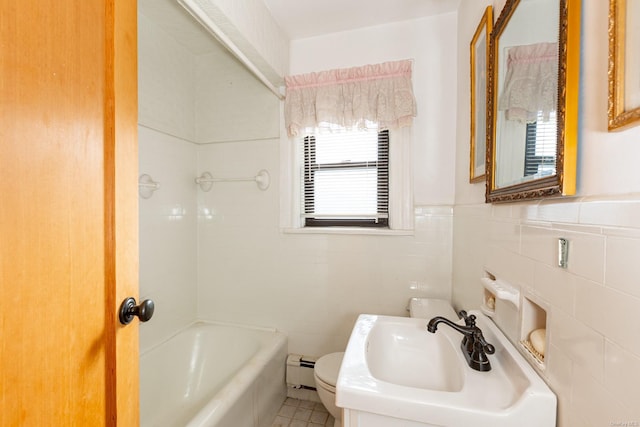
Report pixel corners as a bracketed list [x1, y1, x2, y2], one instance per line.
[280, 125, 413, 234]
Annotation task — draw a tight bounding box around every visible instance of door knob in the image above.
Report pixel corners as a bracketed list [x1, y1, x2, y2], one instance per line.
[119, 297, 155, 325]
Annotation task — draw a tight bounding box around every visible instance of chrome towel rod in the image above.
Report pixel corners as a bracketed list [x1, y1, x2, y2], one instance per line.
[195, 170, 270, 192]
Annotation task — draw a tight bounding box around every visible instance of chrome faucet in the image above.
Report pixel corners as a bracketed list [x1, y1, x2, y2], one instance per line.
[427, 310, 496, 372]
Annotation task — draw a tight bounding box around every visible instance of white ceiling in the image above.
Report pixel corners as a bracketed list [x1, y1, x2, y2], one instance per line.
[262, 0, 461, 39]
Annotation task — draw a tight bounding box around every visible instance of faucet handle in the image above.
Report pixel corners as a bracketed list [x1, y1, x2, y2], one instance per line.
[473, 330, 495, 354]
[458, 310, 476, 327]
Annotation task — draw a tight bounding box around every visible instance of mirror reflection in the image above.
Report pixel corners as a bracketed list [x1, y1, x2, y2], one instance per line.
[494, 0, 559, 189]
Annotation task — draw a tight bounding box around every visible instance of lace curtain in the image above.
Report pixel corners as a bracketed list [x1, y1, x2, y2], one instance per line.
[498, 42, 558, 124]
[284, 60, 417, 137]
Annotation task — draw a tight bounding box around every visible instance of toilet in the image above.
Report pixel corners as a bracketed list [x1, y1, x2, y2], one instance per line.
[314, 298, 456, 427]
[314, 351, 344, 427]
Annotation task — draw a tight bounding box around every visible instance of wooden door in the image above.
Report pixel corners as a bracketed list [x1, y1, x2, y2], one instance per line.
[0, 0, 139, 425]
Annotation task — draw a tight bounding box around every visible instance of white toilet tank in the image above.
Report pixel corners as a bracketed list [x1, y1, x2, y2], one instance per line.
[408, 297, 457, 319]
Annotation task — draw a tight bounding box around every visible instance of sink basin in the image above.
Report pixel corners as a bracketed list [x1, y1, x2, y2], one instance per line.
[336, 311, 556, 427]
[366, 316, 464, 392]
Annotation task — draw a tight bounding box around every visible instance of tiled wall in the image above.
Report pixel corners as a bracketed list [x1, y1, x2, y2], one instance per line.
[138, 11, 196, 142]
[138, 5, 200, 352]
[194, 50, 280, 143]
[196, 139, 454, 356]
[138, 126, 198, 352]
[138, 2, 282, 352]
[195, 0, 289, 80]
[452, 199, 640, 426]
[454, 2, 640, 424]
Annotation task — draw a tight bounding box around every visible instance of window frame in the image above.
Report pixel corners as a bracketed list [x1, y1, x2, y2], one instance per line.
[302, 129, 389, 228]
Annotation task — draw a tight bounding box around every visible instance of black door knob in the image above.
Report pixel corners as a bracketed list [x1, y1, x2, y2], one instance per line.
[119, 297, 155, 325]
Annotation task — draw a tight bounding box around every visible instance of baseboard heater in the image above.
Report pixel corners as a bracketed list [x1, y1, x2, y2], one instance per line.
[286, 354, 317, 390]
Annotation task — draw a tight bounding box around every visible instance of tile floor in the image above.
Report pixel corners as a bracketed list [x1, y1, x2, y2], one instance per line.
[271, 398, 335, 427]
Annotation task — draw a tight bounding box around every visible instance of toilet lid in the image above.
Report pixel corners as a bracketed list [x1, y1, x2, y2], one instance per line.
[315, 352, 344, 386]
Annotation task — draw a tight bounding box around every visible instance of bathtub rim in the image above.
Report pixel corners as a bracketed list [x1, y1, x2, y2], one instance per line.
[140, 319, 283, 356]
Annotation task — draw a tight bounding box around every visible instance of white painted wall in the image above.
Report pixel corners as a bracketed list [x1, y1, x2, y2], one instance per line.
[453, 1, 640, 425]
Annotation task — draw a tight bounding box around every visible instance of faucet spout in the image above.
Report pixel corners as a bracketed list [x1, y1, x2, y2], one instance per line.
[427, 316, 476, 336]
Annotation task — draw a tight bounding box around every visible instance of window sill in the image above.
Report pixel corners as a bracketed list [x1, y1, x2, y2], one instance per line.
[281, 227, 414, 236]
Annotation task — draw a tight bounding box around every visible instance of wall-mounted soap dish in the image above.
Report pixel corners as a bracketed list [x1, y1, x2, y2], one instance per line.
[481, 288, 496, 317]
[480, 275, 520, 310]
[519, 294, 548, 369]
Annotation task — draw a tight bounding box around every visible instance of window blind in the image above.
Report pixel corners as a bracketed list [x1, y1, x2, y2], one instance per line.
[301, 127, 389, 227]
[524, 111, 557, 177]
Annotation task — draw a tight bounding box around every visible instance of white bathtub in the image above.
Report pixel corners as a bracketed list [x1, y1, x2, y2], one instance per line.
[140, 322, 287, 427]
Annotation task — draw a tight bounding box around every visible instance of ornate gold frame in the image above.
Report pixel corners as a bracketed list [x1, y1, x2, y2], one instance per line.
[608, 0, 640, 130]
[469, 6, 493, 183]
[486, 0, 580, 203]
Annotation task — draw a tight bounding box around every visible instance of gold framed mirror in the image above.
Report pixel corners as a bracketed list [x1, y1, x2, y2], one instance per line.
[470, 6, 493, 183]
[608, 0, 640, 130]
[486, 0, 581, 203]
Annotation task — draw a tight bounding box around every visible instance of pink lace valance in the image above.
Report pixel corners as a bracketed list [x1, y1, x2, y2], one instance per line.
[284, 60, 417, 137]
[498, 42, 558, 123]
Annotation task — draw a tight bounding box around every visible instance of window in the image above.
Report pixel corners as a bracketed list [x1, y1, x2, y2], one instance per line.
[300, 126, 389, 227]
[524, 111, 557, 177]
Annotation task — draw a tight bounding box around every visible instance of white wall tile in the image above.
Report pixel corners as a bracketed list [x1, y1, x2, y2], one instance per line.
[138, 12, 196, 141]
[544, 343, 573, 427]
[488, 218, 520, 253]
[138, 127, 198, 352]
[527, 199, 581, 224]
[580, 197, 640, 229]
[570, 366, 630, 427]
[520, 225, 558, 266]
[549, 308, 605, 383]
[195, 51, 280, 143]
[561, 230, 606, 283]
[484, 245, 535, 290]
[604, 340, 640, 415]
[532, 263, 576, 315]
[605, 236, 640, 299]
[195, 140, 453, 357]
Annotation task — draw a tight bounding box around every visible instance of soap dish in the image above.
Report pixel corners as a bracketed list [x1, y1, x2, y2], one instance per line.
[480, 277, 520, 309]
[480, 290, 496, 317]
[520, 339, 544, 366]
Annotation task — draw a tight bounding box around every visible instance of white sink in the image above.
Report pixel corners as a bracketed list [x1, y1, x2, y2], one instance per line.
[336, 311, 556, 427]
